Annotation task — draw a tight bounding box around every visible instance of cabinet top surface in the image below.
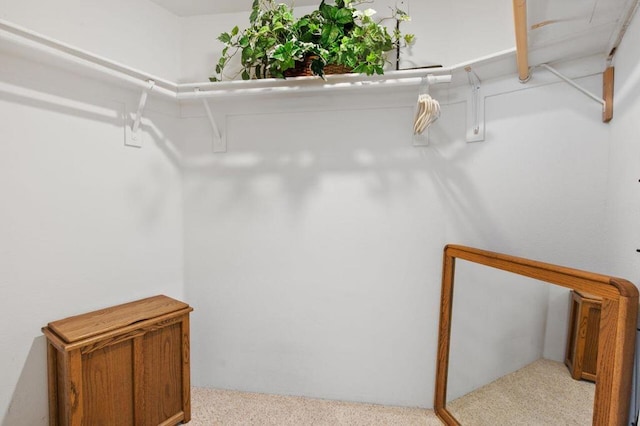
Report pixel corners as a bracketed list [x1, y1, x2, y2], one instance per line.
[574, 290, 604, 302]
[46, 295, 190, 343]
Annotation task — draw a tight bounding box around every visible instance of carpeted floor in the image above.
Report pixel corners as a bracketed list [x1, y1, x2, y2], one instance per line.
[190, 389, 441, 425]
[190, 359, 594, 425]
[447, 358, 595, 425]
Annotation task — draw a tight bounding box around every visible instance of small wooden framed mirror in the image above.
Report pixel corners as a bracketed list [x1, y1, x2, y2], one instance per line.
[434, 245, 638, 425]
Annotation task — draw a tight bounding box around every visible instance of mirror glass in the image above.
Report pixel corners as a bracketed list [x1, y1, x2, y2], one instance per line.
[445, 259, 595, 425]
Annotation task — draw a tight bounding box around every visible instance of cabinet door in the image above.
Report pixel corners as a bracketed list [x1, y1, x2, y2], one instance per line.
[142, 322, 184, 424]
[582, 302, 601, 379]
[83, 340, 135, 425]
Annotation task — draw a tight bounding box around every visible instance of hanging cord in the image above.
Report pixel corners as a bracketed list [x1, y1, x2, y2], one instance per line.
[413, 77, 441, 135]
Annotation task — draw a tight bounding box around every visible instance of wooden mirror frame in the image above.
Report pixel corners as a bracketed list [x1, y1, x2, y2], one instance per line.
[434, 245, 638, 426]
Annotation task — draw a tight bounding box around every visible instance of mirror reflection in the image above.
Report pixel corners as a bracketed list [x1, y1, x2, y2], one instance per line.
[446, 259, 595, 425]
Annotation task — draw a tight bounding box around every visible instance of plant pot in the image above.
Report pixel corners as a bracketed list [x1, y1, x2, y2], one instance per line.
[284, 55, 352, 78]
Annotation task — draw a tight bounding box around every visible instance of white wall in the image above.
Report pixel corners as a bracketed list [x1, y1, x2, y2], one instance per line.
[605, 9, 640, 283]
[1, 0, 635, 420]
[0, 0, 182, 82]
[182, 90, 446, 407]
[436, 70, 611, 368]
[0, 21, 184, 426]
[400, 0, 514, 68]
[182, 66, 611, 407]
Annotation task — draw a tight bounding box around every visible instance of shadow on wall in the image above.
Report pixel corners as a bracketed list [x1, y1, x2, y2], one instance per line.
[2, 336, 48, 426]
[0, 53, 183, 172]
[180, 96, 510, 253]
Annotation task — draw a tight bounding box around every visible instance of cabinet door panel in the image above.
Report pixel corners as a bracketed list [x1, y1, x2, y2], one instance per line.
[143, 323, 183, 424]
[82, 340, 134, 425]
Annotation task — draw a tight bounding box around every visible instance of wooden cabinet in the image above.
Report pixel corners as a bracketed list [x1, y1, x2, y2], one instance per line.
[42, 295, 193, 426]
[565, 290, 601, 382]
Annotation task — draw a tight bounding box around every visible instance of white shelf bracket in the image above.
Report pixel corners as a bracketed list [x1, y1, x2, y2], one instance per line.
[465, 67, 485, 142]
[125, 80, 155, 148]
[538, 64, 613, 122]
[196, 89, 226, 153]
[539, 64, 604, 106]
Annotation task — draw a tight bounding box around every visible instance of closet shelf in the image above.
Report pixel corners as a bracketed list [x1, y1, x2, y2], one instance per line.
[0, 17, 515, 101]
[0, 16, 519, 148]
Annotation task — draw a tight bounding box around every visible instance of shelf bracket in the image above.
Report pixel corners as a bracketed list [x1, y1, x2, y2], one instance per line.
[196, 89, 226, 153]
[538, 64, 613, 123]
[125, 80, 155, 148]
[465, 66, 485, 143]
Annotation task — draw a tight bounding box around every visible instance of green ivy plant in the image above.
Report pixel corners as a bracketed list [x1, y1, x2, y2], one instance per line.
[210, 0, 414, 81]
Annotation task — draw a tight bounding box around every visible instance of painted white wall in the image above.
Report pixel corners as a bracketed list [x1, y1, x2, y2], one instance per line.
[182, 66, 610, 407]
[435, 71, 611, 368]
[433, 71, 608, 400]
[1, 0, 633, 420]
[179, 0, 514, 83]
[0, 2, 185, 423]
[0, 0, 182, 82]
[400, 0, 514, 68]
[605, 9, 640, 284]
[182, 90, 446, 407]
[436, 74, 610, 267]
[0, 34, 184, 426]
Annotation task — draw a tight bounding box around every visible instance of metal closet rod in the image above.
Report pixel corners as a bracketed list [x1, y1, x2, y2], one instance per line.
[0, 18, 177, 98]
[179, 74, 453, 100]
[0, 18, 452, 100]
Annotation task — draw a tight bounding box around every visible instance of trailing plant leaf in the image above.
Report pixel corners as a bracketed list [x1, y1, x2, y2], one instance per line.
[310, 56, 326, 78]
[218, 32, 232, 44]
[210, 0, 415, 81]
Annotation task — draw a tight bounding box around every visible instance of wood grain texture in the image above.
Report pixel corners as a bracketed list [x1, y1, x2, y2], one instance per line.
[133, 336, 145, 426]
[143, 323, 183, 424]
[48, 295, 189, 343]
[603, 66, 614, 123]
[79, 315, 186, 355]
[43, 295, 193, 426]
[434, 245, 638, 426]
[66, 350, 83, 426]
[434, 251, 457, 424]
[445, 245, 631, 299]
[565, 291, 602, 382]
[182, 314, 192, 422]
[47, 342, 59, 426]
[82, 340, 134, 425]
[583, 304, 601, 380]
[513, 0, 530, 82]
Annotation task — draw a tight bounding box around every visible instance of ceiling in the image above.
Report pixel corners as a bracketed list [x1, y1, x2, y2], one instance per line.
[149, 0, 319, 16]
[526, 0, 638, 61]
[149, 0, 639, 66]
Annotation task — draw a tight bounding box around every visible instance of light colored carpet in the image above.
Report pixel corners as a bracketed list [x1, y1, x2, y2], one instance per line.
[447, 358, 595, 425]
[190, 359, 593, 425]
[190, 389, 442, 425]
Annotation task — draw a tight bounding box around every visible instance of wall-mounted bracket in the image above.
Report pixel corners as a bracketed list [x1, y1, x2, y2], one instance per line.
[125, 80, 155, 148]
[196, 89, 226, 153]
[602, 66, 614, 123]
[465, 67, 485, 143]
[538, 64, 614, 123]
